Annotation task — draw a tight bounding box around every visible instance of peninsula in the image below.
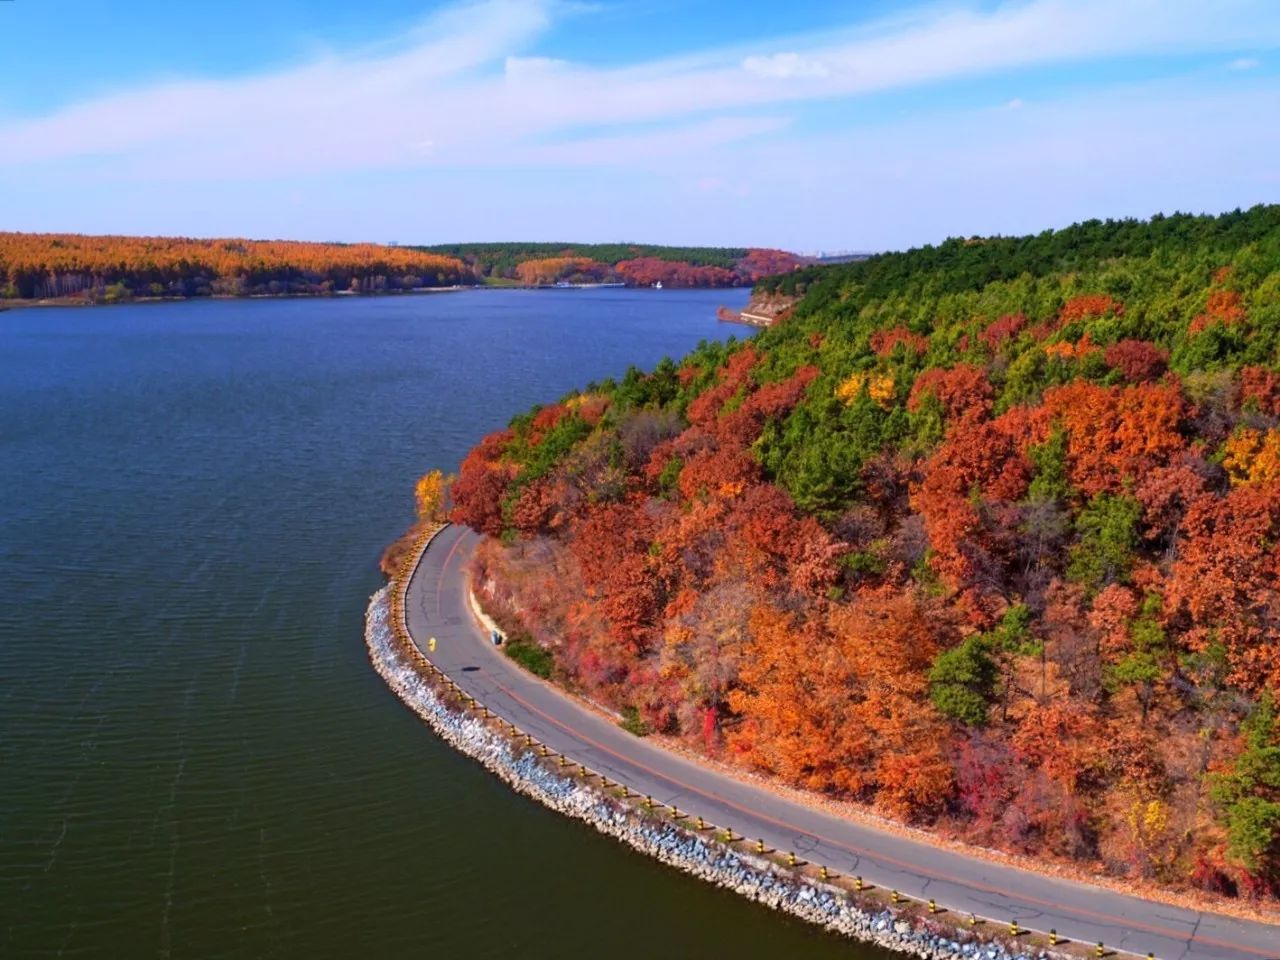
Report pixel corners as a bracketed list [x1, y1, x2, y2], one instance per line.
[381, 206, 1280, 951]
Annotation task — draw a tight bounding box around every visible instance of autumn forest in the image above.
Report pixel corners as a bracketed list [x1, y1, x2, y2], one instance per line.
[0, 233, 475, 301]
[449, 206, 1280, 901]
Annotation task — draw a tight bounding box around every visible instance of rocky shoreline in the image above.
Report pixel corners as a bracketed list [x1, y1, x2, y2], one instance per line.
[364, 583, 1054, 960]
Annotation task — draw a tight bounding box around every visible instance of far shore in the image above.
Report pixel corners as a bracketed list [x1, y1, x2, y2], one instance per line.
[0, 285, 478, 310]
[0, 282, 753, 311]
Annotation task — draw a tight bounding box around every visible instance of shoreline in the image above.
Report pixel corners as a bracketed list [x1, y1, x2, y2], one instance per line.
[0, 282, 752, 311]
[0, 285, 477, 310]
[367, 526, 1087, 960]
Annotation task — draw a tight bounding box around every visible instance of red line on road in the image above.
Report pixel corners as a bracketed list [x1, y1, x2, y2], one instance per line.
[435, 529, 467, 621]
[428, 531, 1274, 958]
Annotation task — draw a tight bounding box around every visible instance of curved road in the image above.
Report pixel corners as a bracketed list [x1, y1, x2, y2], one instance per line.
[404, 524, 1279, 960]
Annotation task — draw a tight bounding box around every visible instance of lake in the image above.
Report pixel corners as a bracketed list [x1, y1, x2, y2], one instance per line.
[0, 289, 895, 958]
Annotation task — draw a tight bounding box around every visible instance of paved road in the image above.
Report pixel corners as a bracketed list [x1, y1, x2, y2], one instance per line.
[404, 524, 1280, 960]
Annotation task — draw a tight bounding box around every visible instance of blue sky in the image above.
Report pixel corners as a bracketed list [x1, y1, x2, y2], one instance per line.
[1, 0, 1278, 251]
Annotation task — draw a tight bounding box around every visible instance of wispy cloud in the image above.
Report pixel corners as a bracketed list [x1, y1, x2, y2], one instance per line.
[2, 0, 1277, 182]
[2, 0, 1277, 245]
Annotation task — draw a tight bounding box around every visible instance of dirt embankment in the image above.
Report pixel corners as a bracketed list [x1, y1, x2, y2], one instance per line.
[718, 292, 799, 327]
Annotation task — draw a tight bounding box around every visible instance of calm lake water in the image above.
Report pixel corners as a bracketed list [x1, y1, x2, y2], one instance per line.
[0, 289, 894, 958]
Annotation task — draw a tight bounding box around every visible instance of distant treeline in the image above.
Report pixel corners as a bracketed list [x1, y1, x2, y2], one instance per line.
[0, 233, 474, 302]
[756, 208, 1280, 301]
[417, 242, 805, 288]
[419, 242, 747, 274]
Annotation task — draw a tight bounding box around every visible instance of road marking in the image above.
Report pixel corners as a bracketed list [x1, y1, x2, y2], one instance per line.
[434, 529, 468, 621]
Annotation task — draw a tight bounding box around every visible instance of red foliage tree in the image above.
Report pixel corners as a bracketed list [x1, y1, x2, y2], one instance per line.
[450, 429, 517, 536]
[737, 248, 806, 280]
[1166, 483, 1280, 694]
[1104, 339, 1169, 382]
[870, 326, 929, 358]
[981, 313, 1028, 351]
[1239, 366, 1280, 416]
[912, 417, 1031, 586]
[908, 364, 994, 422]
[616, 258, 737, 288]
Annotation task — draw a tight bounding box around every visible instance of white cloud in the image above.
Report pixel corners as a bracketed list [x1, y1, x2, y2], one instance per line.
[0, 0, 1277, 216]
[1005, 97, 1025, 109]
[505, 56, 571, 79]
[9, 75, 1275, 247]
[514, 116, 789, 167]
[0, 0, 555, 174]
[1228, 56, 1261, 69]
[742, 53, 832, 79]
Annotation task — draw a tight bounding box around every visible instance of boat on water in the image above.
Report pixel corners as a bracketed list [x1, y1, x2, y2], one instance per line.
[653, 280, 664, 289]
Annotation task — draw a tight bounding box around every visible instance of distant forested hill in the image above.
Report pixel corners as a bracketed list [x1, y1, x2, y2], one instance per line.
[416, 242, 805, 287]
[449, 205, 1280, 901]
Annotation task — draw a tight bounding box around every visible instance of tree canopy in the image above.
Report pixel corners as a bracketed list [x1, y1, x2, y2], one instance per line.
[451, 204, 1280, 899]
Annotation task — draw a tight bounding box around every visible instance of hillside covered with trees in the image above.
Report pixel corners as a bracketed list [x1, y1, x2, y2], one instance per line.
[0, 233, 474, 302]
[449, 206, 1280, 902]
[417, 242, 804, 287]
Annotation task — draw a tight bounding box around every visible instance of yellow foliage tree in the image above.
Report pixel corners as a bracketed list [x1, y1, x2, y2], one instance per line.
[414, 469, 454, 522]
[1221, 427, 1280, 485]
[835, 372, 895, 407]
[1123, 795, 1172, 874]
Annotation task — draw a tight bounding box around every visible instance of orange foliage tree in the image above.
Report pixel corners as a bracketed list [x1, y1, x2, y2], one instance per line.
[1041, 381, 1186, 497]
[0, 231, 472, 299]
